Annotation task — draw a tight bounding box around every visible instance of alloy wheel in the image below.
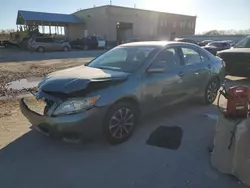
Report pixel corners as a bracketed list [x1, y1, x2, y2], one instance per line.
[206, 81, 218, 103]
[108, 108, 135, 139]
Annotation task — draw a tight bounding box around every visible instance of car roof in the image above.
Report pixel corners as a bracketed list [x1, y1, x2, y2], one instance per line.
[120, 41, 199, 47]
[209, 41, 229, 44]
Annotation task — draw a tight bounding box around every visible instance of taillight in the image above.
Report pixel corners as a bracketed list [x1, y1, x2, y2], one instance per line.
[221, 60, 226, 67]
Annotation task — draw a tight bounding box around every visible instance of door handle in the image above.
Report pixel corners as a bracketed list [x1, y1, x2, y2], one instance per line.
[195, 72, 199, 75]
[178, 71, 184, 77]
[207, 64, 212, 69]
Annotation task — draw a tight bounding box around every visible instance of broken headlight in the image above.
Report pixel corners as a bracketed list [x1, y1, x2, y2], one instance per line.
[53, 96, 100, 116]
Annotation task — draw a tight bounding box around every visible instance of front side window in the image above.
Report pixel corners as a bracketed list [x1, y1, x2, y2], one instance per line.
[181, 47, 202, 65]
[234, 37, 250, 48]
[40, 38, 53, 43]
[152, 48, 181, 69]
[88, 46, 155, 73]
[53, 39, 62, 43]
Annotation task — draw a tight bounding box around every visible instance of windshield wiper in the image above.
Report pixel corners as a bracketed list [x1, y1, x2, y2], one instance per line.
[97, 66, 121, 71]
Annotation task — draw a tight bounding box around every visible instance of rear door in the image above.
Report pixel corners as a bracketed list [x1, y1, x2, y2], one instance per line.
[180, 46, 211, 95]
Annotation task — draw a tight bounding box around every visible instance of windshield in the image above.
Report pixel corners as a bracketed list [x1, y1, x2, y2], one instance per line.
[234, 37, 250, 48]
[88, 46, 155, 73]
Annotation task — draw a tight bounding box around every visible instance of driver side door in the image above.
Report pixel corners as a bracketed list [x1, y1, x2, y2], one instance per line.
[141, 47, 187, 112]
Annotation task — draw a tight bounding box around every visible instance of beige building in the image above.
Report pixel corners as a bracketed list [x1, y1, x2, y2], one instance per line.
[71, 5, 196, 41]
[16, 5, 196, 42]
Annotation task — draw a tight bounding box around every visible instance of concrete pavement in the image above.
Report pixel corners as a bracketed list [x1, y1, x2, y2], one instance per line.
[0, 99, 247, 188]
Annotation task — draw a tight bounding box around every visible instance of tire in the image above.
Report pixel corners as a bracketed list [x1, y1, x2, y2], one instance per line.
[37, 46, 45, 52]
[103, 102, 139, 145]
[63, 46, 69, 51]
[204, 78, 220, 104]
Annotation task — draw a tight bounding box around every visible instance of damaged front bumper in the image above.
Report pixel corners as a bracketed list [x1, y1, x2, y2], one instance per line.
[19, 98, 107, 140]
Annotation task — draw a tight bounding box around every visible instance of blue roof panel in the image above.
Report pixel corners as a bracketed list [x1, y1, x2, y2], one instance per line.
[17, 10, 83, 24]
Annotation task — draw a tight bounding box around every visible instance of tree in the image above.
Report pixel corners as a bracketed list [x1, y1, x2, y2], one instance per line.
[202, 29, 250, 35]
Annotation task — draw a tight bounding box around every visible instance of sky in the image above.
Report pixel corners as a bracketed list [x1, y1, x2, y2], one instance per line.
[0, 0, 249, 33]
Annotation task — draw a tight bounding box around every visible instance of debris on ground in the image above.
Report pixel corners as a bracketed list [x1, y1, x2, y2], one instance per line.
[0, 58, 92, 97]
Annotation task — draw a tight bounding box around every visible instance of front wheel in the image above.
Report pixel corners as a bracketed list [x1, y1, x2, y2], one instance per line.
[37, 46, 45, 52]
[204, 78, 220, 104]
[103, 102, 139, 145]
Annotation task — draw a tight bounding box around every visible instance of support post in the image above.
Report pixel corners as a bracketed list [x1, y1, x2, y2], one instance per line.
[49, 22, 51, 35]
[41, 21, 44, 34]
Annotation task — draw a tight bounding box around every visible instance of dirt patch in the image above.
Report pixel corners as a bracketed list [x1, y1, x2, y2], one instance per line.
[0, 97, 42, 149]
[0, 57, 93, 96]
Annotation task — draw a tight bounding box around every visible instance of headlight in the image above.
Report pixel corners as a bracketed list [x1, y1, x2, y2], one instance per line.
[53, 96, 100, 115]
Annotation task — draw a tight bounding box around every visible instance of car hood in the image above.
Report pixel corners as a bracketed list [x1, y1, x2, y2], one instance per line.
[38, 66, 130, 94]
[218, 48, 250, 54]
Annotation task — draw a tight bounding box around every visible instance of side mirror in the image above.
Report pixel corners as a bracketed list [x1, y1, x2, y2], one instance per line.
[147, 61, 166, 73]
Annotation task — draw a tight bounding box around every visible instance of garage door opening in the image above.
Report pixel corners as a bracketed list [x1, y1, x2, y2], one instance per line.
[116, 22, 133, 44]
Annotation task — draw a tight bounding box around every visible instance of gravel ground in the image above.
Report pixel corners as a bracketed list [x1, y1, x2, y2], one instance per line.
[0, 48, 105, 62]
[0, 49, 105, 97]
[0, 77, 249, 188]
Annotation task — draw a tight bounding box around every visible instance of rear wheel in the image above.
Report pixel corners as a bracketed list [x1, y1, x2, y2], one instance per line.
[63, 46, 69, 51]
[103, 102, 139, 145]
[204, 78, 220, 104]
[37, 46, 45, 52]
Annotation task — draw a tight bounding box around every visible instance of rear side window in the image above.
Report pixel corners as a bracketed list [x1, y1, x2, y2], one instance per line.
[245, 39, 250, 48]
[222, 43, 230, 48]
[35, 38, 53, 43]
[181, 47, 202, 65]
[199, 48, 211, 61]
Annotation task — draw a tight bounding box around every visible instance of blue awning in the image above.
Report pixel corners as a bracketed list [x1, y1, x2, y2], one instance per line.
[17, 10, 83, 24]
